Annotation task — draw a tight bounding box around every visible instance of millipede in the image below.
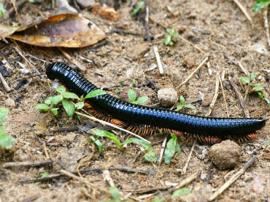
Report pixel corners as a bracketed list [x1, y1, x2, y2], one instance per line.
[46, 62, 267, 144]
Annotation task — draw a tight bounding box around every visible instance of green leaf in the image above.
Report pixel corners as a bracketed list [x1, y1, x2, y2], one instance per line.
[56, 86, 66, 94]
[90, 136, 104, 153]
[151, 196, 164, 202]
[0, 108, 9, 124]
[144, 148, 157, 163]
[131, 0, 145, 16]
[75, 102, 85, 110]
[0, 3, 6, 17]
[135, 96, 149, 105]
[0, 133, 15, 149]
[172, 188, 191, 198]
[239, 76, 250, 85]
[62, 99, 75, 117]
[51, 95, 63, 105]
[85, 89, 106, 99]
[163, 35, 173, 46]
[50, 108, 59, 116]
[252, 0, 270, 12]
[39, 171, 49, 178]
[36, 104, 50, 112]
[265, 98, 270, 106]
[62, 92, 79, 100]
[164, 134, 180, 164]
[250, 72, 257, 81]
[109, 186, 121, 202]
[252, 83, 264, 92]
[89, 128, 123, 149]
[185, 103, 195, 110]
[123, 137, 151, 150]
[128, 89, 137, 102]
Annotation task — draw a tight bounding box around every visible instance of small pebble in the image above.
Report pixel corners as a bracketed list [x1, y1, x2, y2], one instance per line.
[157, 88, 178, 107]
[208, 140, 241, 170]
[76, 0, 95, 8]
[4, 98, 16, 108]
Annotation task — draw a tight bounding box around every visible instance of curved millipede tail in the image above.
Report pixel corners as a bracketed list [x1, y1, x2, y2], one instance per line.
[46, 62, 267, 143]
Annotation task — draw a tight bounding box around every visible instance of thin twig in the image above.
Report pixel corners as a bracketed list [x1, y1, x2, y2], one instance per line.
[179, 35, 205, 53]
[206, 72, 220, 116]
[219, 72, 230, 117]
[238, 61, 249, 75]
[177, 56, 209, 89]
[0, 72, 11, 92]
[232, 0, 253, 25]
[158, 136, 168, 165]
[182, 142, 196, 174]
[75, 111, 151, 144]
[59, 48, 86, 72]
[134, 171, 199, 194]
[153, 45, 164, 75]
[229, 78, 250, 117]
[102, 170, 115, 187]
[209, 155, 257, 201]
[264, 8, 270, 48]
[3, 160, 53, 169]
[20, 166, 152, 184]
[43, 142, 50, 159]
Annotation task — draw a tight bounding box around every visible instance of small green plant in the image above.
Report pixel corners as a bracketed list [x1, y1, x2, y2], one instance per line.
[0, 108, 15, 149]
[128, 89, 149, 105]
[239, 72, 270, 106]
[108, 186, 122, 202]
[175, 96, 195, 111]
[130, 0, 145, 17]
[0, 3, 6, 17]
[36, 86, 106, 117]
[172, 188, 191, 198]
[164, 133, 181, 164]
[88, 128, 158, 163]
[163, 28, 179, 46]
[252, 0, 270, 12]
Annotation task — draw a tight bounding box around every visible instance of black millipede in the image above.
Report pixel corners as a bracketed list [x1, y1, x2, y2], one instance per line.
[46, 62, 267, 144]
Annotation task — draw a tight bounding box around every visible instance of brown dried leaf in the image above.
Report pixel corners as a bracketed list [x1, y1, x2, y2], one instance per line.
[0, 24, 20, 39]
[9, 14, 106, 48]
[92, 3, 120, 21]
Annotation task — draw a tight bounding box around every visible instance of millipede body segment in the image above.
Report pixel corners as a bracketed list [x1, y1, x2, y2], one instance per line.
[46, 62, 267, 143]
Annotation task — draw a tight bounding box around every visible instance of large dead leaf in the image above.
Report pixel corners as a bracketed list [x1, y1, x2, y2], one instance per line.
[0, 24, 20, 39]
[9, 14, 106, 48]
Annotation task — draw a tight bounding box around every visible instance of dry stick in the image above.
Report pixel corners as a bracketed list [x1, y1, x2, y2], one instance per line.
[102, 170, 115, 187]
[153, 45, 164, 75]
[264, 8, 270, 48]
[238, 61, 249, 76]
[177, 56, 209, 89]
[3, 160, 53, 169]
[75, 111, 151, 144]
[158, 136, 168, 165]
[206, 72, 220, 116]
[0, 72, 11, 92]
[134, 171, 199, 194]
[219, 73, 230, 117]
[179, 35, 205, 53]
[209, 155, 257, 201]
[229, 78, 250, 118]
[182, 142, 196, 174]
[43, 142, 50, 159]
[232, 0, 253, 25]
[59, 48, 86, 72]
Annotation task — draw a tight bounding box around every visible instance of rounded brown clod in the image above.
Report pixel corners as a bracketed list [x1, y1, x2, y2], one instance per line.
[157, 88, 178, 107]
[208, 140, 241, 170]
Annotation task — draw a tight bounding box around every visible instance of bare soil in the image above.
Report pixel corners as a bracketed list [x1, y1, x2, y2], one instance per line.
[0, 0, 270, 201]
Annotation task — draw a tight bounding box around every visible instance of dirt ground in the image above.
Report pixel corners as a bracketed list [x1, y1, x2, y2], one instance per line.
[0, 0, 270, 201]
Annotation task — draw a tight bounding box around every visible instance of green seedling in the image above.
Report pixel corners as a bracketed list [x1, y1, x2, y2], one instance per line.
[175, 96, 195, 111]
[0, 3, 6, 17]
[108, 186, 122, 202]
[172, 188, 192, 198]
[128, 89, 149, 105]
[239, 72, 270, 106]
[0, 108, 15, 149]
[36, 85, 106, 117]
[163, 28, 179, 46]
[252, 0, 270, 12]
[164, 133, 181, 164]
[131, 0, 145, 17]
